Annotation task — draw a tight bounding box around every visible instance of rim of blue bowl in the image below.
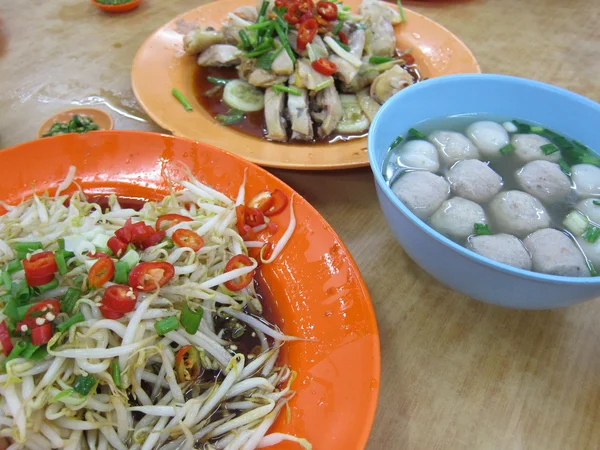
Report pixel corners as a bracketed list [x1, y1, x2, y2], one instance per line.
[368, 73, 600, 286]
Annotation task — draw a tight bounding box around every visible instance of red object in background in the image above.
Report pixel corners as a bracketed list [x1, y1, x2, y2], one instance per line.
[90, 0, 142, 14]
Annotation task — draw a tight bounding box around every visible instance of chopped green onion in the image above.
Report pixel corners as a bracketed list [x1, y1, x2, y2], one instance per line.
[389, 135, 403, 149]
[113, 261, 130, 284]
[407, 128, 426, 140]
[246, 38, 275, 58]
[21, 342, 40, 359]
[73, 374, 96, 396]
[511, 120, 531, 133]
[530, 126, 544, 133]
[1, 341, 27, 371]
[256, 47, 284, 70]
[51, 388, 74, 403]
[154, 316, 179, 336]
[57, 312, 85, 332]
[593, 200, 600, 206]
[16, 303, 34, 321]
[7, 260, 23, 274]
[58, 238, 65, 250]
[247, 21, 273, 31]
[37, 278, 58, 294]
[540, 143, 560, 155]
[587, 260, 598, 277]
[164, 238, 175, 249]
[207, 76, 232, 86]
[333, 20, 344, 35]
[369, 56, 394, 65]
[171, 88, 193, 112]
[558, 159, 571, 176]
[583, 225, 600, 243]
[474, 223, 492, 235]
[61, 288, 81, 315]
[397, 0, 406, 22]
[2, 296, 18, 322]
[274, 21, 296, 63]
[55, 252, 68, 275]
[13, 281, 32, 304]
[238, 29, 252, 50]
[335, 39, 350, 51]
[111, 360, 122, 388]
[563, 210, 588, 236]
[180, 303, 204, 335]
[217, 110, 245, 126]
[257, 0, 269, 21]
[272, 84, 301, 95]
[29, 345, 48, 361]
[499, 144, 515, 156]
[15, 242, 42, 259]
[273, 6, 287, 18]
[1, 271, 12, 290]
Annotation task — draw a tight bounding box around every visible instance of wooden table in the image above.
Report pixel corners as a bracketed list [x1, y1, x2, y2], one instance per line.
[1, 0, 600, 448]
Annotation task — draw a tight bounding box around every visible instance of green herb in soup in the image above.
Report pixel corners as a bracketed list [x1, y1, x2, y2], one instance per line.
[42, 115, 100, 137]
[384, 115, 600, 278]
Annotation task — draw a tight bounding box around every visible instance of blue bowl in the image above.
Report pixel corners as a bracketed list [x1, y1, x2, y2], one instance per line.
[368, 74, 600, 309]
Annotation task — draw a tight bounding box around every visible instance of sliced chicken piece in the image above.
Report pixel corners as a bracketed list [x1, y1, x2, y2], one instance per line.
[184, 27, 225, 55]
[359, 0, 402, 25]
[287, 89, 314, 141]
[248, 69, 288, 87]
[311, 35, 329, 55]
[197, 45, 242, 67]
[222, 13, 253, 44]
[264, 88, 288, 142]
[271, 43, 295, 75]
[370, 65, 413, 103]
[233, 5, 259, 22]
[311, 85, 343, 137]
[295, 59, 334, 91]
[365, 16, 396, 57]
[340, 66, 379, 93]
[348, 29, 366, 58]
[330, 55, 359, 85]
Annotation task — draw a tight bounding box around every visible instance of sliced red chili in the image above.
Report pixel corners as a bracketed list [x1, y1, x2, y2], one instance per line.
[128, 262, 175, 292]
[88, 252, 111, 259]
[284, 3, 302, 24]
[223, 254, 255, 291]
[23, 299, 61, 329]
[297, 18, 318, 51]
[139, 230, 166, 250]
[88, 257, 115, 289]
[316, 1, 337, 21]
[248, 191, 275, 213]
[235, 204, 246, 235]
[175, 345, 202, 383]
[261, 242, 274, 260]
[267, 221, 279, 234]
[23, 252, 58, 287]
[402, 53, 415, 65]
[31, 323, 53, 346]
[129, 222, 156, 247]
[241, 225, 258, 241]
[172, 229, 204, 252]
[107, 237, 128, 258]
[155, 214, 193, 232]
[114, 218, 134, 243]
[0, 322, 13, 356]
[264, 189, 289, 217]
[274, 0, 288, 6]
[338, 30, 349, 45]
[99, 304, 125, 320]
[102, 285, 137, 313]
[299, 10, 314, 23]
[245, 208, 265, 228]
[312, 57, 337, 76]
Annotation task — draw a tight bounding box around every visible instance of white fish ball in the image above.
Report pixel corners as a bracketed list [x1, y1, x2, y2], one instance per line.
[571, 164, 600, 198]
[392, 171, 451, 220]
[524, 228, 588, 277]
[467, 233, 532, 270]
[446, 159, 503, 203]
[428, 131, 480, 166]
[430, 197, 487, 241]
[488, 190, 551, 238]
[511, 134, 561, 163]
[515, 160, 572, 204]
[397, 140, 440, 172]
[465, 121, 510, 158]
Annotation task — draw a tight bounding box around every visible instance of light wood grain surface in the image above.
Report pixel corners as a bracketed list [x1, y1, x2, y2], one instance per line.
[1, 1, 600, 449]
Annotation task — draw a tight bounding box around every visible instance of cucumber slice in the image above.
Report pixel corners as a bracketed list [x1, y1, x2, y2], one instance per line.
[223, 80, 265, 112]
